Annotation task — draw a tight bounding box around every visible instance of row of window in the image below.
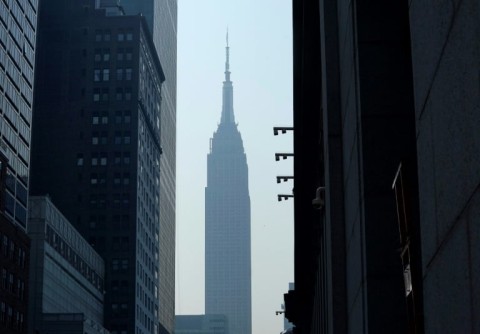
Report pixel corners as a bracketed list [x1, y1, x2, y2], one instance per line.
[94, 68, 133, 82]
[77, 151, 131, 167]
[92, 110, 131, 125]
[136, 303, 155, 334]
[94, 47, 133, 62]
[0, 78, 32, 129]
[91, 132, 131, 145]
[0, 233, 27, 268]
[93, 87, 133, 102]
[0, 268, 25, 300]
[45, 225, 104, 291]
[0, 302, 24, 331]
[89, 193, 130, 208]
[90, 173, 130, 186]
[112, 259, 129, 272]
[1, 93, 31, 147]
[95, 29, 134, 43]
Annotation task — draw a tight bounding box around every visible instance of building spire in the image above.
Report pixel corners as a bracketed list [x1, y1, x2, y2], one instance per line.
[225, 29, 231, 82]
[221, 30, 235, 124]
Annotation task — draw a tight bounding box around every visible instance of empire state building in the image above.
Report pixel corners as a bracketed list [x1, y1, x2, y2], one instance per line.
[205, 38, 252, 334]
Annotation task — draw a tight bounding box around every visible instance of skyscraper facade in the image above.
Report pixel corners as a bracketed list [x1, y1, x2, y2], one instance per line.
[205, 41, 251, 334]
[116, 2, 177, 332]
[0, 1, 39, 332]
[0, 0, 37, 228]
[30, 1, 166, 333]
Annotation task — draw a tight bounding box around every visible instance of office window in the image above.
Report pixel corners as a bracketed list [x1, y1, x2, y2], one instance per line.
[8, 241, 14, 259]
[123, 173, 130, 185]
[115, 110, 122, 123]
[126, 48, 132, 61]
[115, 131, 122, 145]
[8, 273, 13, 291]
[93, 89, 100, 101]
[104, 30, 111, 41]
[94, 49, 101, 61]
[116, 68, 123, 80]
[94, 69, 101, 82]
[77, 154, 84, 166]
[117, 31, 124, 42]
[114, 152, 121, 165]
[125, 68, 132, 80]
[114, 173, 121, 185]
[100, 154, 107, 166]
[125, 88, 132, 101]
[103, 69, 110, 81]
[101, 111, 109, 124]
[102, 88, 109, 101]
[95, 30, 102, 42]
[116, 88, 123, 101]
[1, 269, 6, 289]
[0, 302, 5, 324]
[124, 152, 130, 165]
[3, 236, 8, 255]
[124, 110, 131, 123]
[103, 48, 110, 61]
[19, 280, 24, 300]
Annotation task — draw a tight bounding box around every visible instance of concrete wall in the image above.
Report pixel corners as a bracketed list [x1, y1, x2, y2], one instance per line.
[410, 0, 480, 332]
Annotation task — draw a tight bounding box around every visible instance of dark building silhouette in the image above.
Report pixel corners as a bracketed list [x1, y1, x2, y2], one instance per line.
[30, 1, 166, 333]
[0, 0, 39, 332]
[286, 1, 480, 334]
[205, 40, 251, 334]
[113, 1, 177, 332]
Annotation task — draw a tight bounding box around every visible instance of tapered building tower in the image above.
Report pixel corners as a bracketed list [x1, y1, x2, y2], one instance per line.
[205, 38, 252, 334]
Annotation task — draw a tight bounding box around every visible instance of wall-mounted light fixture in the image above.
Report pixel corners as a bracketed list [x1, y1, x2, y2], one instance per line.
[273, 127, 294, 136]
[277, 194, 294, 202]
[275, 153, 294, 161]
[276, 176, 294, 184]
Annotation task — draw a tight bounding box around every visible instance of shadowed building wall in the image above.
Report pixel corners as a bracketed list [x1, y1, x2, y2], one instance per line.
[30, 1, 165, 333]
[115, 1, 178, 332]
[287, 0, 480, 333]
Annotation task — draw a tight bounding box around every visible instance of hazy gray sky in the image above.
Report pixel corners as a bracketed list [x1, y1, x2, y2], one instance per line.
[176, 1, 294, 333]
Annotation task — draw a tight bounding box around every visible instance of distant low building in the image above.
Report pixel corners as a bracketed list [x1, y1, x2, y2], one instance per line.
[282, 283, 294, 331]
[27, 196, 108, 334]
[175, 315, 228, 334]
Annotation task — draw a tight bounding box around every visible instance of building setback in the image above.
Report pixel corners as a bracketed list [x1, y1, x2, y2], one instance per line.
[111, 1, 177, 332]
[205, 41, 251, 334]
[0, 0, 39, 332]
[30, 1, 165, 333]
[28, 196, 107, 334]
